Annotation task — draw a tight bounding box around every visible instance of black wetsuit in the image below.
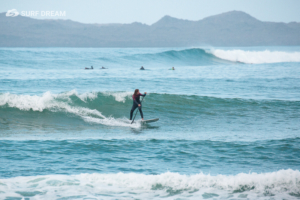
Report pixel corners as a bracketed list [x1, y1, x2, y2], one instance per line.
[130, 93, 146, 120]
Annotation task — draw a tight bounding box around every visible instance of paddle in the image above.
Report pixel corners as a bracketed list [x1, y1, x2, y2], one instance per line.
[131, 95, 145, 124]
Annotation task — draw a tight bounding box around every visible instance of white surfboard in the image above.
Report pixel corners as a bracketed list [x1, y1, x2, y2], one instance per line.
[142, 118, 159, 123]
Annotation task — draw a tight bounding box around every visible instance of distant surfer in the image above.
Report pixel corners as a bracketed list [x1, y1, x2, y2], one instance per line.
[140, 66, 145, 70]
[101, 66, 106, 69]
[130, 89, 147, 121]
[85, 66, 93, 70]
[172, 67, 175, 70]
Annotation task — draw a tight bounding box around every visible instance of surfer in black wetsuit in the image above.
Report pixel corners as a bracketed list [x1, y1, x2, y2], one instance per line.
[140, 66, 145, 70]
[130, 89, 147, 120]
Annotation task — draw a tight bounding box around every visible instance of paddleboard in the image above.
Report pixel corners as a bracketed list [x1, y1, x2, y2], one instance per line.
[142, 118, 159, 123]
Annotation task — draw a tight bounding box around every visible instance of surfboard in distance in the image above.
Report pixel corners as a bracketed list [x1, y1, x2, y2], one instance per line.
[142, 118, 159, 123]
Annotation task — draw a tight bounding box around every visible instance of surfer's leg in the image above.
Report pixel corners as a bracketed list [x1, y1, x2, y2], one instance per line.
[130, 109, 134, 120]
[130, 105, 137, 120]
[138, 107, 143, 119]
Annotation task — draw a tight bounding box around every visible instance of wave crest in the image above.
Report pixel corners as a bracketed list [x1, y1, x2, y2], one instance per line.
[210, 49, 300, 64]
[122, 48, 300, 65]
[124, 48, 233, 65]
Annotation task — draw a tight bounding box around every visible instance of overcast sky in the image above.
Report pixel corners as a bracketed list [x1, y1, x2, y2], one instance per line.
[1, 0, 300, 24]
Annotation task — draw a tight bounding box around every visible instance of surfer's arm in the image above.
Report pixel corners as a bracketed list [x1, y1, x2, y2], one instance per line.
[140, 93, 146, 97]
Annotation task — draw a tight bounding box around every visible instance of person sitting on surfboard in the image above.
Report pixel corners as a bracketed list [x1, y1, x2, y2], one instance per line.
[140, 66, 145, 70]
[85, 66, 93, 70]
[130, 89, 147, 120]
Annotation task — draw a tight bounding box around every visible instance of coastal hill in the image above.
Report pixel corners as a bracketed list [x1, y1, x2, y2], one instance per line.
[0, 11, 299, 47]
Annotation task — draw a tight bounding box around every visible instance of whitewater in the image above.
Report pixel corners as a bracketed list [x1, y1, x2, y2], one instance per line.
[210, 49, 300, 64]
[0, 47, 300, 199]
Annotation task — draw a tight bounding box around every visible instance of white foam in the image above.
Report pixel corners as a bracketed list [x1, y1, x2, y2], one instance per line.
[0, 91, 55, 111]
[59, 89, 98, 102]
[83, 116, 141, 128]
[103, 91, 133, 102]
[0, 169, 299, 199]
[0, 91, 139, 128]
[210, 49, 300, 64]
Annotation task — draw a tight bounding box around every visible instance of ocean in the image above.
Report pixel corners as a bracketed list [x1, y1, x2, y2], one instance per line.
[0, 47, 300, 199]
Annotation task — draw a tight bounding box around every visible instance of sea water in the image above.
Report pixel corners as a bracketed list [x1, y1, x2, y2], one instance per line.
[0, 47, 300, 199]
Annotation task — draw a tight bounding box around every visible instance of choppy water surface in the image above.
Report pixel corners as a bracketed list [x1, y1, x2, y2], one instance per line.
[0, 47, 300, 199]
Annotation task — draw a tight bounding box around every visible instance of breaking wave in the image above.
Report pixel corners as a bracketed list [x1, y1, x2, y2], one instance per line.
[210, 49, 300, 64]
[0, 90, 140, 128]
[1, 90, 299, 129]
[125, 48, 234, 65]
[0, 169, 299, 199]
[119, 48, 300, 65]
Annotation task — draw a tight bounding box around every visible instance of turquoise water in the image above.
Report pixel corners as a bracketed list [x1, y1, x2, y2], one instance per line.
[0, 47, 300, 199]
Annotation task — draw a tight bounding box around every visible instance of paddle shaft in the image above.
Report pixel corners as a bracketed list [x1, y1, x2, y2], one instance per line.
[131, 96, 145, 124]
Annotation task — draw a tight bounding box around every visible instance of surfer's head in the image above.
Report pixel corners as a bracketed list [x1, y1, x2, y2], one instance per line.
[134, 89, 139, 96]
